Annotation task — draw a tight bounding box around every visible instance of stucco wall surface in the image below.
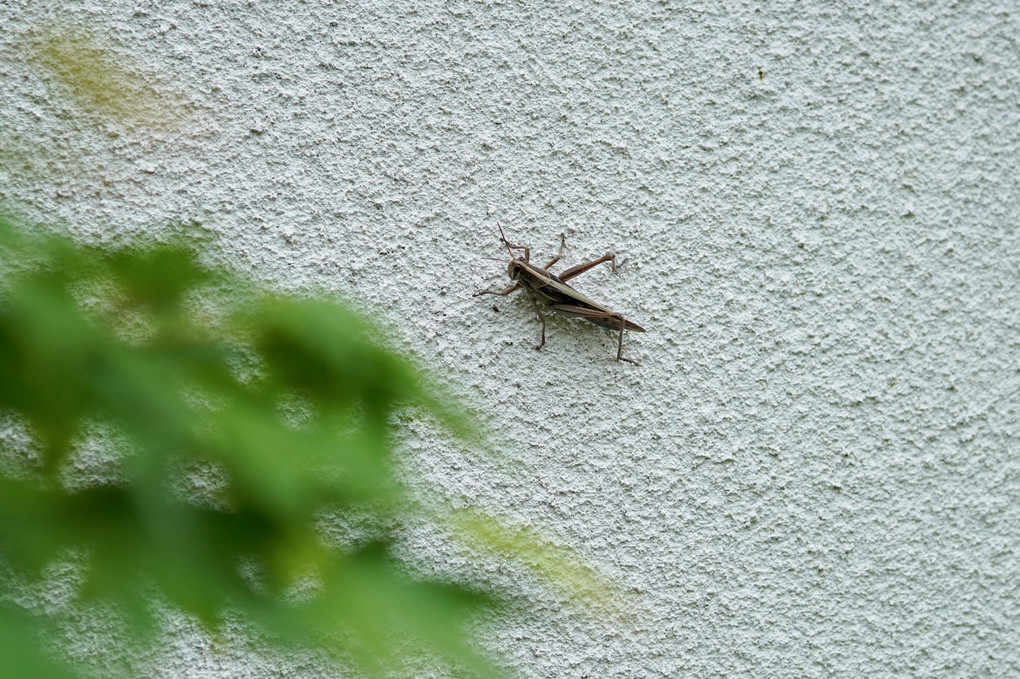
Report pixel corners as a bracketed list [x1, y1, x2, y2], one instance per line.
[2, 1, 1018, 677]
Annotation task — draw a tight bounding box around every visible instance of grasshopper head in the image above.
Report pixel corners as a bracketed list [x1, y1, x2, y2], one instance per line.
[507, 260, 525, 281]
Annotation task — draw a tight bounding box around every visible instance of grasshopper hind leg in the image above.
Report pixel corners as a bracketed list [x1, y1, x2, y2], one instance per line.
[542, 233, 566, 270]
[616, 315, 639, 365]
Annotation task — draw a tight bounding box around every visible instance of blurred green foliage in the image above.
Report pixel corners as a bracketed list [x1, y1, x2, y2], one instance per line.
[0, 216, 503, 677]
[25, 29, 184, 128]
[3, 25, 619, 678]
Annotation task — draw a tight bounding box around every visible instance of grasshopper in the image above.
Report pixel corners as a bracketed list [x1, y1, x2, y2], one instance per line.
[474, 223, 645, 364]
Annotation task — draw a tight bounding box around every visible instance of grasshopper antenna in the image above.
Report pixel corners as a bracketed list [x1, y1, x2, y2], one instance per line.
[496, 221, 514, 257]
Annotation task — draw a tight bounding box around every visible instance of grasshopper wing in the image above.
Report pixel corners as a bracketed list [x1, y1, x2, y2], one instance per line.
[548, 304, 645, 332]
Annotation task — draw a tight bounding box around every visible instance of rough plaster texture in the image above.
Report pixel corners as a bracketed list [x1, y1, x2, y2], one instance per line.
[2, 1, 1019, 677]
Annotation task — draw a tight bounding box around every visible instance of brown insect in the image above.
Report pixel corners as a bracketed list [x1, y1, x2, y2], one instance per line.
[474, 223, 645, 364]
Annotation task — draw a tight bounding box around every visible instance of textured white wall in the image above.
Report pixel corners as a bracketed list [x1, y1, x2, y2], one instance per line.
[2, 1, 1019, 677]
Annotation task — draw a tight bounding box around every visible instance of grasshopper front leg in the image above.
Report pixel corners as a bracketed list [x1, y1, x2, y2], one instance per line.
[473, 282, 520, 297]
[473, 282, 546, 350]
[497, 221, 531, 263]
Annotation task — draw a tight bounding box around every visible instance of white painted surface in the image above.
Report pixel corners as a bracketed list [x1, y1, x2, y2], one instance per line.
[2, 1, 1018, 677]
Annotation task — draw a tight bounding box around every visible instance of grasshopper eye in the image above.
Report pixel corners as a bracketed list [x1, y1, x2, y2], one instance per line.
[507, 262, 522, 279]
